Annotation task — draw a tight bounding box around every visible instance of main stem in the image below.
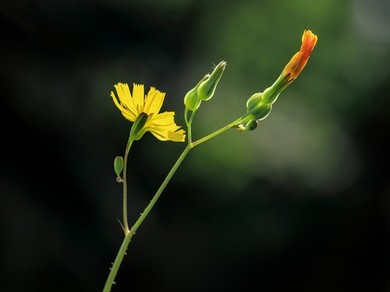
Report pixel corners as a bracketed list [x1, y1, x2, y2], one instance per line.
[103, 116, 245, 291]
[103, 145, 191, 292]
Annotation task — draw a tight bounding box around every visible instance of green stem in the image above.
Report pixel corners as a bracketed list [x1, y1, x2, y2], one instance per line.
[103, 114, 248, 291]
[130, 144, 191, 234]
[122, 136, 134, 234]
[192, 117, 243, 147]
[185, 108, 196, 144]
[103, 145, 192, 292]
[103, 232, 132, 292]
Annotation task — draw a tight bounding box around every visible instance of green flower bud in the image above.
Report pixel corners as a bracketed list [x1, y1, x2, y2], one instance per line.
[184, 74, 209, 111]
[197, 61, 226, 101]
[114, 156, 124, 182]
[251, 103, 272, 121]
[184, 85, 200, 111]
[246, 92, 263, 112]
[246, 92, 272, 121]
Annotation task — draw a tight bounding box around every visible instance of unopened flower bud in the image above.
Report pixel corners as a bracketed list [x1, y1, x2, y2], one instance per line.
[282, 30, 318, 82]
[184, 74, 209, 111]
[246, 92, 263, 112]
[114, 156, 124, 182]
[197, 61, 226, 101]
[246, 92, 272, 121]
[263, 30, 318, 105]
[237, 30, 317, 133]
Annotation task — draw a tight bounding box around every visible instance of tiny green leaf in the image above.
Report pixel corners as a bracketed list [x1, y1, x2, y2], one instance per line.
[114, 156, 124, 181]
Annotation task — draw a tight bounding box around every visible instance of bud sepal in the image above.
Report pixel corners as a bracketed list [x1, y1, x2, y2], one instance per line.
[130, 112, 150, 141]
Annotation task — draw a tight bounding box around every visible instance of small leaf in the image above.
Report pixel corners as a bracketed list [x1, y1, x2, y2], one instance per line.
[114, 156, 124, 180]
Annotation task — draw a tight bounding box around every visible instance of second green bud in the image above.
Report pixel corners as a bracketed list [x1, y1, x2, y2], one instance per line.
[184, 61, 226, 112]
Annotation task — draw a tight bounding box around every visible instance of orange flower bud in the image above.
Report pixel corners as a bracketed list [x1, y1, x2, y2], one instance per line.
[282, 30, 318, 81]
[237, 30, 318, 132]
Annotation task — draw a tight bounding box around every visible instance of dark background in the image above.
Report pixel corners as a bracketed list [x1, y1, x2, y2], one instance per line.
[1, 0, 390, 291]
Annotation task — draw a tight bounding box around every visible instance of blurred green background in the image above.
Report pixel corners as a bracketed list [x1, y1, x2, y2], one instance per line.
[1, 0, 390, 291]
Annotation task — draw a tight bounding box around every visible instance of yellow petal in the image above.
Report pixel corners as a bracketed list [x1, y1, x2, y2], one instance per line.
[114, 83, 132, 109]
[168, 130, 186, 142]
[149, 111, 176, 126]
[147, 126, 185, 142]
[113, 83, 138, 119]
[121, 109, 137, 122]
[148, 128, 169, 141]
[146, 111, 185, 142]
[132, 83, 145, 115]
[111, 90, 137, 121]
[144, 87, 165, 115]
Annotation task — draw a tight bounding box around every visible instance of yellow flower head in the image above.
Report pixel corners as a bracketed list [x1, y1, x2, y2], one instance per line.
[111, 83, 185, 142]
[282, 30, 318, 81]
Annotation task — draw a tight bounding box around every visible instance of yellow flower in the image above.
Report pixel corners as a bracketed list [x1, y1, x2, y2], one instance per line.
[282, 30, 318, 81]
[111, 83, 185, 142]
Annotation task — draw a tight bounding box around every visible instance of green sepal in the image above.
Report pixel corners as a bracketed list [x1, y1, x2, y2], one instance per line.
[246, 92, 272, 121]
[261, 74, 290, 104]
[130, 112, 149, 141]
[246, 92, 263, 112]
